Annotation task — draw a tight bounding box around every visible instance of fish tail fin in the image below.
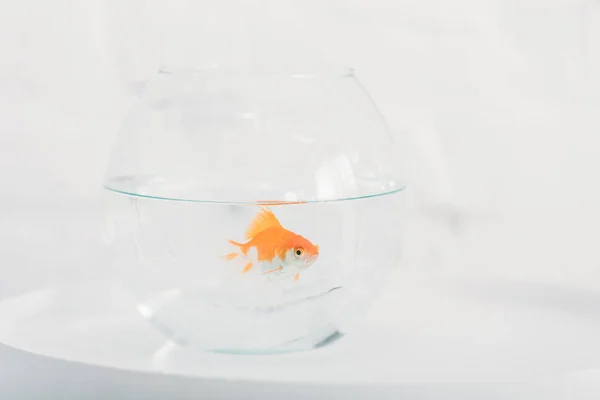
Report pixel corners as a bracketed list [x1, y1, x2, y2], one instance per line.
[229, 239, 249, 256]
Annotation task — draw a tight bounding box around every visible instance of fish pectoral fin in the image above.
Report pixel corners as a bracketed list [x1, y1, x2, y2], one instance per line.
[262, 265, 283, 275]
[223, 252, 239, 261]
[242, 262, 253, 274]
[294, 273, 300, 282]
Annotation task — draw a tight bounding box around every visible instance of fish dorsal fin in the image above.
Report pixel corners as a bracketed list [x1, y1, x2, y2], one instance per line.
[245, 208, 283, 240]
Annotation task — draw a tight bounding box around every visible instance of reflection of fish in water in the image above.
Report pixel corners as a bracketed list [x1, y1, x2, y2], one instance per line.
[254, 200, 307, 206]
[224, 207, 319, 281]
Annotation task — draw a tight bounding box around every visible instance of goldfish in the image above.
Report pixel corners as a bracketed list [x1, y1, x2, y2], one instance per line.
[224, 207, 320, 281]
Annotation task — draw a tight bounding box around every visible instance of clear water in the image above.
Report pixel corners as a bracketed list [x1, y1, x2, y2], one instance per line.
[103, 177, 405, 353]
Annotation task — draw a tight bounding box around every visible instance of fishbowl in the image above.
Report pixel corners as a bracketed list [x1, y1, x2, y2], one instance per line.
[102, 66, 406, 353]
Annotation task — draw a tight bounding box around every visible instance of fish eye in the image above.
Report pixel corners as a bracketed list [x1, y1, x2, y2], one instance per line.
[294, 248, 304, 258]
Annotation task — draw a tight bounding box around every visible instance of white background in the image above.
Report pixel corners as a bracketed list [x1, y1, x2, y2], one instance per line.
[1, 0, 600, 398]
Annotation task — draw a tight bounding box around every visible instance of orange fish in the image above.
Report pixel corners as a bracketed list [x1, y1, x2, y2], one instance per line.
[224, 207, 320, 281]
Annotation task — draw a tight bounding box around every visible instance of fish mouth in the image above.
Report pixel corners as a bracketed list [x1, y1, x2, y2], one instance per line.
[305, 254, 319, 265]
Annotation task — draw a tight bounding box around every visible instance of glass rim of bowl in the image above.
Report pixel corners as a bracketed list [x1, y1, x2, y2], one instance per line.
[103, 180, 406, 206]
[103, 184, 406, 207]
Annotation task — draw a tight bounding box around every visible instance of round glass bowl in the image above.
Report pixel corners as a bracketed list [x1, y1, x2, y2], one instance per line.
[103, 67, 405, 353]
